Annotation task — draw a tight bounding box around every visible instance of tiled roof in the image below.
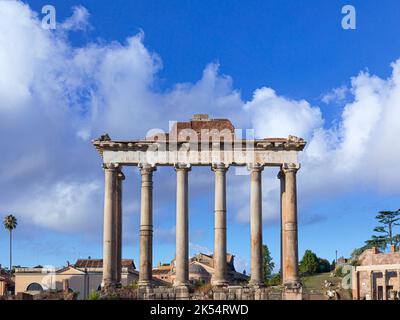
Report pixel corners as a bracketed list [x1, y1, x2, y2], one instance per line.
[152, 268, 171, 274]
[74, 259, 135, 269]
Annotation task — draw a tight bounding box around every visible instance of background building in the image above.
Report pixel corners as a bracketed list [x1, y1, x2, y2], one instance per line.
[14, 259, 138, 299]
[352, 246, 400, 300]
[152, 253, 248, 285]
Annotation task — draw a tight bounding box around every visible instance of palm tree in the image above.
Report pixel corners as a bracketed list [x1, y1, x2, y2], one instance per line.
[3, 215, 17, 273]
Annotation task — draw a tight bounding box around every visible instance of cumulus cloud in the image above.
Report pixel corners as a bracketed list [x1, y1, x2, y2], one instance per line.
[322, 86, 348, 104]
[244, 87, 323, 141]
[60, 5, 91, 31]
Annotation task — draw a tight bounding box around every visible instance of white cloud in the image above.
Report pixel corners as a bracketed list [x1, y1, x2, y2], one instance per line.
[60, 5, 91, 31]
[322, 86, 348, 104]
[244, 87, 323, 141]
[25, 181, 102, 232]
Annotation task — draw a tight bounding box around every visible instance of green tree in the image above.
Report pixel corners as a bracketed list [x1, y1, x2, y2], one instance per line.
[3, 215, 18, 273]
[268, 273, 281, 286]
[331, 259, 336, 271]
[318, 258, 331, 273]
[299, 250, 319, 275]
[365, 210, 400, 251]
[262, 244, 275, 282]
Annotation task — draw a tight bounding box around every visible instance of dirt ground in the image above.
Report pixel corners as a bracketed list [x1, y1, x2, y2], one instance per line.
[301, 272, 352, 300]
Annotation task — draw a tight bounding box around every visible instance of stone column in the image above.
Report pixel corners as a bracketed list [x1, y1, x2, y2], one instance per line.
[248, 163, 264, 287]
[115, 171, 125, 284]
[174, 164, 191, 287]
[352, 268, 359, 300]
[282, 164, 301, 289]
[398, 270, 400, 295]
[138, 164, 156, 287]
[102, 163, 118, 289]
[369, 270, 374, 300]
[278, 170, 286, 284]
[382, 271, 387, 300]
[212, 164, 229, 286]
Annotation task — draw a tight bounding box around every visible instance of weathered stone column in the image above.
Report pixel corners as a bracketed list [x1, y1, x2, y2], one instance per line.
[102, 163, 118, 289]
[278, 170, 286, 284]
[248, 163, 264, 287]
[352, 268, 359, 300]
[174, 164, 191, 287]
[382, 270, 387, 300]
[115, 171, 125, 284]
[369, 270, 374, 300]
[282, 164, 301, 289]
[212, 164, 229, 286]
[398, 270, 400, 294]
[138, 164, 156, 287]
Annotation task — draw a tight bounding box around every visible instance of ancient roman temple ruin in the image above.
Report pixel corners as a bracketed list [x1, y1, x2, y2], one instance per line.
[92, 114, 306, 299]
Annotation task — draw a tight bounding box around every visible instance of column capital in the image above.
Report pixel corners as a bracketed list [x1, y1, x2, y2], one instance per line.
[103, 163, 120, 170]
[139, 163, 157, 174]
[174, 163, 191, 171]
[282, 163, 300, 173]
[211, 163, 229, 172]
[247, 163, 264, 172]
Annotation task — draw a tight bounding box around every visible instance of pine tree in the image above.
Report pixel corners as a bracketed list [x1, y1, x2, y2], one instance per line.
[365, 210, 400, 251]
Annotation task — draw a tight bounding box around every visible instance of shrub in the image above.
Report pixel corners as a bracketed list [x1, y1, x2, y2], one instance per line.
[88, 290, 100, 300]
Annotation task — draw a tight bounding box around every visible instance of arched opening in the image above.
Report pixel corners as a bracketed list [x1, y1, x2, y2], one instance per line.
[26, 282, 43, 292]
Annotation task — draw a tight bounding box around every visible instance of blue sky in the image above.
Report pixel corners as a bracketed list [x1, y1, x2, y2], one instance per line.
[0, 0, 400, 273]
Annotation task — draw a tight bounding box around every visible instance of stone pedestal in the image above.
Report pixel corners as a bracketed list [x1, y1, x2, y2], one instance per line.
[284, 285, 303, 300]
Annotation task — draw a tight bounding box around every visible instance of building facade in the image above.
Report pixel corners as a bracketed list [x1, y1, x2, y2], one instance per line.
[152, 253, 248, 285]
[14, 259, 138, 299]
[352, 246, 400, 300]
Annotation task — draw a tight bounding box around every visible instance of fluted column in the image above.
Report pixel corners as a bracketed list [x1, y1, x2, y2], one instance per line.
[278, 170, 286, 284]
[282, 164, 300, 288]
[102, 163, 118, 289]
[248, 164, 264, 287]
[212, 164, 228, 286]
[115, 171, 124, 284]
[174, 164, 191, 287]
[138, 164, 156, 287]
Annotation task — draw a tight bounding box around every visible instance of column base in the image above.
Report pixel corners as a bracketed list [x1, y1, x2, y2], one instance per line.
[173, 281, 190, 288]
[138, 280, 153, 288]
[284, 281, 302, 300]
[284, 280, 301, 289]
[249, 280, 265, 288]
[173, 285, 190, 300]
[211, 279, 229, 287]
[102, 280, 118, 293]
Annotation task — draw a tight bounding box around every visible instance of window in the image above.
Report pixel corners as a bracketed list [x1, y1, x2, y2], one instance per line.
[26, 283, 43, 291]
